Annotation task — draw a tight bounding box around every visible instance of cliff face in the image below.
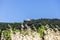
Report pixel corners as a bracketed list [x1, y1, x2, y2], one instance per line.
[0, 19, 60, 40]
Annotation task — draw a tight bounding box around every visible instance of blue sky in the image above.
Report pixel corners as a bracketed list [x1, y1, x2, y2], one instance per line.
[0, 0, 60, 22]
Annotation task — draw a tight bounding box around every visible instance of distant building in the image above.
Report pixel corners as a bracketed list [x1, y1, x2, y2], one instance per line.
[26, 19, 31, 21]
[24, 18, 35, 22]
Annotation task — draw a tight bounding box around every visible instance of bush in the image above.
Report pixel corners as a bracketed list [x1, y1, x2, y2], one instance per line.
[38, 26, 45, 37]
[2, 29, 11, 40]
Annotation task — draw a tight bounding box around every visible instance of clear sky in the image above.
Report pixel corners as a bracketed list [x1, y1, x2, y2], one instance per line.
[0, 0, 60, 22]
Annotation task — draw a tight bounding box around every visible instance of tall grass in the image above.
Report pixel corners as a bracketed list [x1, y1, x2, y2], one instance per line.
[0, 24, 60, 40]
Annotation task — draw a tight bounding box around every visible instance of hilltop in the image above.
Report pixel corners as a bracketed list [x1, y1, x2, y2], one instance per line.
[0, 18, 60, 30]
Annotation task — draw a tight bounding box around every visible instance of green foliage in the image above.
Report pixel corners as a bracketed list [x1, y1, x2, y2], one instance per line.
[0, 19, 60, 40]
[0, 30, 2, 39]
[23, 30, 28, 35]
[0, 30, 1, 33]
[38, 26, 45, 37]
[0, 19, 60, 30]
[2, 29, 11, 40]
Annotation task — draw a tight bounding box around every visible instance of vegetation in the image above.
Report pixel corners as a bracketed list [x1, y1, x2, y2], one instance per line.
[38, 26, 45, 37]
[2, 30, 11, 40]
[0, 19, 60, 40]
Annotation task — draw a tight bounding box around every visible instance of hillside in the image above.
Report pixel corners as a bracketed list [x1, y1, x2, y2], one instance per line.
[0, 19, 60, 30]
[0, 19, 60, 40]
